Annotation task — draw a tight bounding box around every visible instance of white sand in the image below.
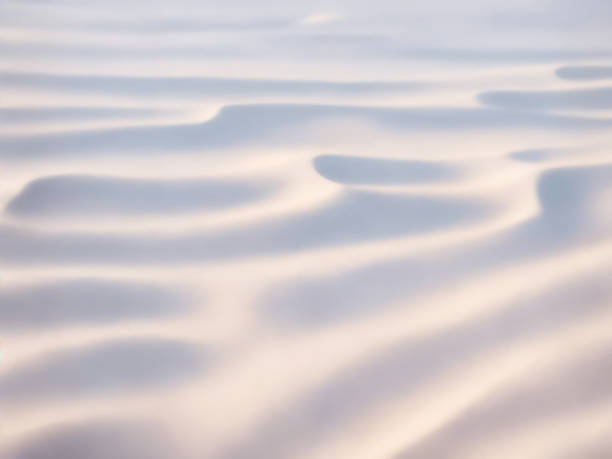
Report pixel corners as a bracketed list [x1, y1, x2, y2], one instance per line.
[1, 1, 611, 458]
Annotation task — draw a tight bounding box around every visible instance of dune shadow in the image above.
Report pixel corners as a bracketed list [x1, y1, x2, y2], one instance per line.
[0, 7, 291, 33]
[5, 419, 192, 459]
[4, 163, 612, 270]
[478, 87, 612, 111]
[6, 174, 277, 217]
[6, 38, 612, 65]
[0, 190, 491, 264]
[0, 279, 189, 332]
[0, 107, 169, 125]
[556, 65, 612, 81]
[222, 272, 612, 459]
[0, 72, 423, 99]
[0, 338, 208, 406]
[0, 41, 240, 60]
[1, 104, 611, 161]
[313, 155, 458, 185]
[1, 164, 609, 282]
[397, 47, 612, 62]
[262, 255, 425, 327]
[260, 163, 612, 328]
[509, 148, 562, 163]
[259, 33, 612, 63]
[251, 32, 612, 63]
[73, 17, 292, 34]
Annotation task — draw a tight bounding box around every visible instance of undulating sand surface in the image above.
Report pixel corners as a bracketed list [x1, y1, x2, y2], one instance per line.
[1, 1, 612, 458]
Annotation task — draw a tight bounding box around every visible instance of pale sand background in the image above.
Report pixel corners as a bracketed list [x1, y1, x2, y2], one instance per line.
[1, 1, 611, 458]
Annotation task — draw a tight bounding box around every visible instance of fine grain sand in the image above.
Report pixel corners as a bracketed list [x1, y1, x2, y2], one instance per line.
[1, 1, 611, 458]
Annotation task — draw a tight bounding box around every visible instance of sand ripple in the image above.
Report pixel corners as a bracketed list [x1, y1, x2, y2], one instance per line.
[1, 1, 611, 458]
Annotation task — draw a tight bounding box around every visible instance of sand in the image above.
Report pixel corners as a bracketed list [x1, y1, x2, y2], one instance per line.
[1, 1, 611, 458]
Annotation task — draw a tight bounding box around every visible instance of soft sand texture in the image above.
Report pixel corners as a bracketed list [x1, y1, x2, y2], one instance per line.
[1, 1, 612, 458]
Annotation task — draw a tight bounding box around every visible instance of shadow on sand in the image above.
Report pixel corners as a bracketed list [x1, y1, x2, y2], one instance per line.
[5, 418, 193, 459]
[261, 163, 612, 328]
[0, 107, 170, 125]
[478, 87, 612, 111]
[509, 148, 567, 163]
[0, 189, 492, 264]
[313, 155, 458, 185]
[1, 104, 610, 161]
[0, 72, 422, 99]
[221, 272, 612, 459]
[6, 174, 277, 217]
[0, 278, 189, 332]
[396, 344, 612, 458]
[0, 338, 209, 406]
[556, 65, 612, 81]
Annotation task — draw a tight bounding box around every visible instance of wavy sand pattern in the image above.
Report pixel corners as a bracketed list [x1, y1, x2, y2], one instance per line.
[1, 1, 611, 458]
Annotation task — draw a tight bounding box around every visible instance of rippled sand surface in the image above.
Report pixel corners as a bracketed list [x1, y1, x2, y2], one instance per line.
[1, 1, 612, 458]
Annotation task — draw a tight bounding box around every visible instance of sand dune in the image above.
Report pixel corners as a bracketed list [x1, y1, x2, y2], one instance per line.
[1, 1, 611, 458]
[0, 190, 493, 264]
[2, 104, 611, 161]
